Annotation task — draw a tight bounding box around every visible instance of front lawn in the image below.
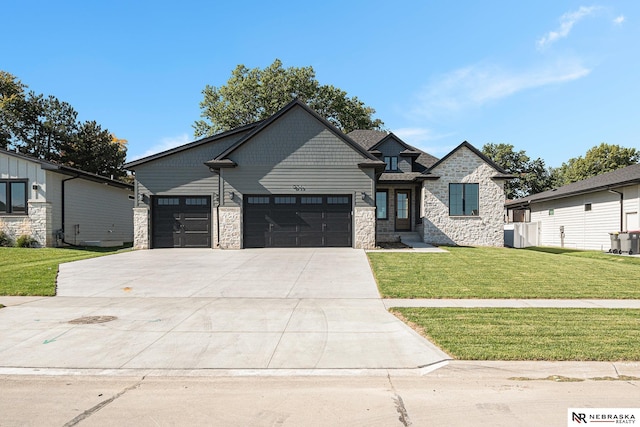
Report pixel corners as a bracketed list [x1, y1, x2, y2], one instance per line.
[0, 246, 131, 296]
[368, 246, 640, 299]
[393, 307, 640, 361]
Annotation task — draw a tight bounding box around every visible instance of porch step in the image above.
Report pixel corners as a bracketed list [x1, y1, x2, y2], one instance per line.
[398, 232, 422, 243]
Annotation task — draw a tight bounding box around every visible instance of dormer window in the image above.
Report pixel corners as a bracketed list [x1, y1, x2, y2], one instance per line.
[384, 156, 398, 171]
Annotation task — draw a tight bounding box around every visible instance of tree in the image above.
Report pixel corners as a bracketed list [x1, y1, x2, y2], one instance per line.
[60, 121, 127, 180]
[551, 143, 640, 186]
[0, 71, 26, 148]
[0, 70, 128, 180]
[482, 143, 552, 199]
[194, 59, 383, 137]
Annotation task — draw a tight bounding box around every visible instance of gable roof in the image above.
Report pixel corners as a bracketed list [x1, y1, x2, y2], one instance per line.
[123, 121, 261, 169]
[347, 129, 439, 173]
[0, 147, 133, 189]
[206, 99, 382, 168]
[506, 163, 640, 208]
[426, 141, 512, 178]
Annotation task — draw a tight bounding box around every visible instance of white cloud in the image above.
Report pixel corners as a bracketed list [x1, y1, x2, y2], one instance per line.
[129, 133, 191, 161]
[411, 60, 590, 119]
[613, 15, 625, 25]
[537, 6, 599, 49]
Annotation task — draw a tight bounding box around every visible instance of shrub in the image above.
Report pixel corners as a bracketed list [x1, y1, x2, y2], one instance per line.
[16, 235, 39, 248]
[0, 231, 14, 247]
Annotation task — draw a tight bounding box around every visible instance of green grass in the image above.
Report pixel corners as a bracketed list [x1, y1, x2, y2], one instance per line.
[0, 246, 131, 296]
[368, 246, 640, 299]
[393, 307, 640, 361]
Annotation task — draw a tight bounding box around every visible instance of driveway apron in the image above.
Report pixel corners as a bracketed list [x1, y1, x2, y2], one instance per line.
[0, 249, 448, 372]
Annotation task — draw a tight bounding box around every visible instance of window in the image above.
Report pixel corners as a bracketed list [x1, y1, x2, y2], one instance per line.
[327, 196, 349, 204]
[0, 180, 27, 214]
[383, 156, 398, 171]
[156, 197, 179, 206]
[274, 196, 296, 204]
[247, 196, 269, 204]
[376, 191, 388, 219]
[449, 183, 479, 216]
[584, 203, 592, 212]
[186, 197, 209, 206]
[301, 197, 322, 204]
[549, 209, 554, 216]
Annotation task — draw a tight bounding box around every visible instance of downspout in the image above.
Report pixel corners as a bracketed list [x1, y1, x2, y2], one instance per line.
[607, 189, 624, 232]
[61, 175, 81, 246]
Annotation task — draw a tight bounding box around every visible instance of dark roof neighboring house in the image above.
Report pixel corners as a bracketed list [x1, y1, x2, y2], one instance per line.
[0, 147, 133, 189]
[506, 163, 640, 208]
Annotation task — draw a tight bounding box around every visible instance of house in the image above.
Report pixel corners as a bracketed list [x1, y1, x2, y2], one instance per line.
[0, 148, 134, 247]
[125, 100, 511, 249]
[505, 164, 640, 251]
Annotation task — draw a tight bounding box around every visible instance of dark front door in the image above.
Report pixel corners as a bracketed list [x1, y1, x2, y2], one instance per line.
[152, 196, 211, 248]
[244, 195, 352, 248]
[395, 190, 411, 231]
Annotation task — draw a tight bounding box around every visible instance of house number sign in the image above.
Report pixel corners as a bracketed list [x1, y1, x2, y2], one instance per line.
[293, 185, 306, 191]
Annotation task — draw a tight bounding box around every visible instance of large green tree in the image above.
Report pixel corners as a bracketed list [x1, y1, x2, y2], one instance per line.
[482, 143, 552, 199]
[194, 59, 383, 137]
[0, 70, 128, 180]
[550, 143, 640, 186]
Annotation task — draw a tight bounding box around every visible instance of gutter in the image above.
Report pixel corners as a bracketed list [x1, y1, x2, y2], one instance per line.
[607, 189, 624, 232]
[61, 175, 81, 246]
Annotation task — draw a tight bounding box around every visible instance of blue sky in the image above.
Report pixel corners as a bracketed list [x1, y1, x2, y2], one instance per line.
[3, 1, 638, 167]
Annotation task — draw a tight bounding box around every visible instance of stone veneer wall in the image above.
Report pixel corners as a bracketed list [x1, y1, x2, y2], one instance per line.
[133, 207, 149, 249]
[0, 201, 52, 247]
[422, 147, 506, 247]
[218, 206, 241, 249]
[354, 206, 376, 249]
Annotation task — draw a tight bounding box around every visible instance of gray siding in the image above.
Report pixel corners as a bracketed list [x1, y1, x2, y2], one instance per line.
[375, 138, 412, 173]
[132, 132, 248, 207]
[222, 106, 375, 207]
[63, 178, 134, 244]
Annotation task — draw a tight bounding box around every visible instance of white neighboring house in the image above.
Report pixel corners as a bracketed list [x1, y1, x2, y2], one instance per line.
[505, 164, 640, 251]
[0, 148, 134, 247]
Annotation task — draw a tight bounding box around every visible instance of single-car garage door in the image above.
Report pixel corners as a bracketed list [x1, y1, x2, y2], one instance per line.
[152, 196, 211, 248]
[244, 195, 352, 248]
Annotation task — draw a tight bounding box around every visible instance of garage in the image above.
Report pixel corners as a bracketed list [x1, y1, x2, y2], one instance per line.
[152, 196, 211, 248]
[243, 195, 352, 248]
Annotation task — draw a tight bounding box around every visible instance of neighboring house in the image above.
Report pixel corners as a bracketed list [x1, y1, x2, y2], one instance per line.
[505, 164, 640, 251]
[125, 99, 511, 250]
[0, 148, 134, 247]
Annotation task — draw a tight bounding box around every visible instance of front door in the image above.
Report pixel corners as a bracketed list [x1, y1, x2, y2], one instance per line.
[395, 190, 411, 231]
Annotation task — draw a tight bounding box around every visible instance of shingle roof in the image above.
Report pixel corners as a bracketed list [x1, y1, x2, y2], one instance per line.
[506, 163, 640, 207]
[346, 130, 389, 150]
[0, 147, 133, 189]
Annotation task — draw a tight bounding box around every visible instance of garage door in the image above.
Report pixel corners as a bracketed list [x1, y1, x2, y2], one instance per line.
[244, 195, 352, 248]
[152, 196, 211, 248]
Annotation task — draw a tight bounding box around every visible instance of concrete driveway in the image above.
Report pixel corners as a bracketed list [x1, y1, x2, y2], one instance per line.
[0, 248, 449, 373]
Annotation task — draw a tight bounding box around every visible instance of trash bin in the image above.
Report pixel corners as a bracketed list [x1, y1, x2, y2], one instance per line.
[619, 232, 638, 255]
[609, 232, 621, 254]
[627, 231, 640, 255]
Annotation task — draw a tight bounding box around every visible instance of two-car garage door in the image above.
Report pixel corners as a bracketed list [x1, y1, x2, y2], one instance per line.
[243, 194, 352, 248]
[151, 194, 352, 248]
